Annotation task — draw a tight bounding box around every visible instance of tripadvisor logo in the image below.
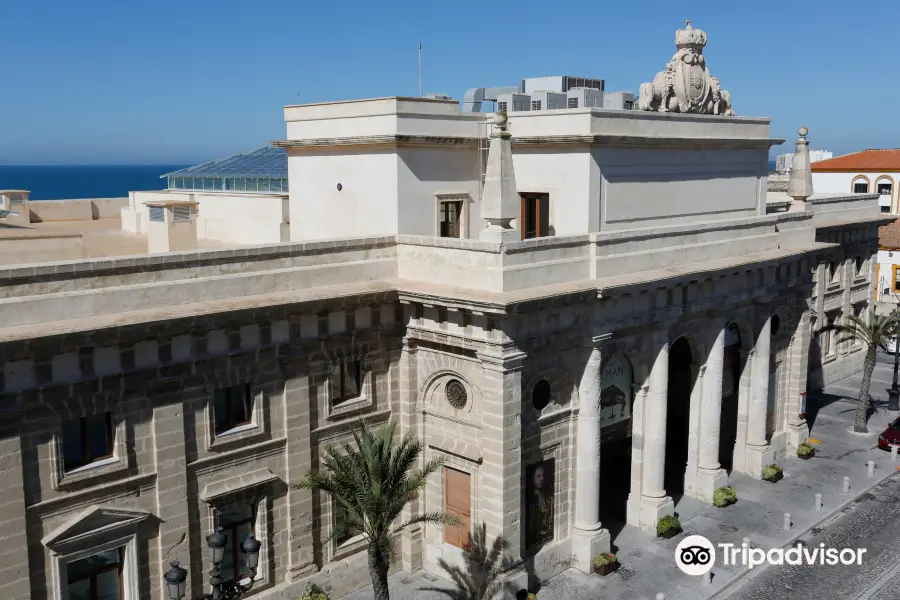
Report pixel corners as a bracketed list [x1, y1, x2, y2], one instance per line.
[674, 534, 867, 574]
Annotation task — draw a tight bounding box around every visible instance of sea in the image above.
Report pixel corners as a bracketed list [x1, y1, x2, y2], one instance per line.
[0, 161, 780, 201]
[0, 165, 189, 201]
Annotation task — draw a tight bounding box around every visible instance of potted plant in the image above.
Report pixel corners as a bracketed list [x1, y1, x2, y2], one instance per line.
[797, 442, 815, 460]
[762, 464, 784, 483]
[299, 583, 330, 600]
[713, 486, 737, 508]
[656, 514, 682, 539]
[592, 552, 619, 576]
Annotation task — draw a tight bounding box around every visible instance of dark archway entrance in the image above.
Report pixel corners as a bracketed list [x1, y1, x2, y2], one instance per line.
[598, 353, 634, 536]
[665, 337, 695, 497]
[719, 323, 743, 472]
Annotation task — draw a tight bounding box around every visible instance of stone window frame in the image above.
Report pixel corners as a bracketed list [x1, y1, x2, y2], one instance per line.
[822, 311, 840, 362]
[323, 353, 375, 420]
[46, 522, 142, 600]
[205, 379, 268, 450]
[522, 442, 563, 553]
[204, 487, 271, 589]
[434, 192, 472, 240]
[854, 255, 868, 282]
[827, 260, 842, 288]
[328, 495, 368, 561]
[51, 402, 129, 490]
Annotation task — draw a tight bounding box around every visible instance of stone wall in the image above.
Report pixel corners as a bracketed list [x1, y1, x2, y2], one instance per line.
[28, 198, 129, 222]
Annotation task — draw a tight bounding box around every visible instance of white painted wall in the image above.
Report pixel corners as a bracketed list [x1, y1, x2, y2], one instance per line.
[288, 150, 399, 241]
[813, 171, 898, 213]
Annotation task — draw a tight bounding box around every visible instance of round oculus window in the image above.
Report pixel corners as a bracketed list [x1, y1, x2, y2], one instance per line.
[532, 379, 551, 411]
[445, 379, 467, 409]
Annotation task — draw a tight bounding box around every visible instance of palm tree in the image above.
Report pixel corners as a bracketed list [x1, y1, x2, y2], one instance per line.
[422, 523, 515, 600]
[819, 308, 900, 432]
[294, 420, 457, 600]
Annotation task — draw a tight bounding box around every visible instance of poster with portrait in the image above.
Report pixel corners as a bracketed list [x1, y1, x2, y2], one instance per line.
[600, 352, 633, 429]
[525, 459, 555, 549]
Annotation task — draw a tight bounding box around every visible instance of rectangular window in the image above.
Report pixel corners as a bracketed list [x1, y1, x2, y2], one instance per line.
[259, 179, 270, 192]
[213, 178, 223, 190]
[331, 360, 362, 404]
[829, 261, 840, 284]
[567, 97, 578, 108]
[531, 100, 542, 111]
[67, 547, 124, 600]
[270, 179, 282, 193]
[878, 183, 892, 196]
[334, 503, 362, 546]
[203, 178, 213, 190]
[233, 178, 246, 192]
[824, 316, 835, 356]
[497, 101, 507, 112]
[439, 201, 461, 238]
[282, 179, 290, 193]
[62, 413, 114, 471]
[854, 182, 869, 193]
[882, 205, 890, 213]
[218, 504, 255, 582]
[520, 193, 550, 240]
[246, 179, 258, 192]
[173, 205, 191, 221]
[213, 384, 254, 434]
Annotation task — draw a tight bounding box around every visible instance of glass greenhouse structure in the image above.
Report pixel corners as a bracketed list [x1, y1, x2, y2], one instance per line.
[162, 146, 289, 193]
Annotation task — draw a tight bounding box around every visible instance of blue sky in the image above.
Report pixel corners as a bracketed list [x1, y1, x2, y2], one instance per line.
[1, 0, 897, 165]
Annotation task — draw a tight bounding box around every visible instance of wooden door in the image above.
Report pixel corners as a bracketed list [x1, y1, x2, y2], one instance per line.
[444, 467, 471, 550]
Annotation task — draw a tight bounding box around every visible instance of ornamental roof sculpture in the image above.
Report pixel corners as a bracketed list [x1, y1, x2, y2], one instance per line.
[637, 20, 734, 116]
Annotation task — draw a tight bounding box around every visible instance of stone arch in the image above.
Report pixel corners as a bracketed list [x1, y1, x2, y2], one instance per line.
[720, 317, 753, 473]
[667, 327, 707, 367]
[418, 368, 481, 417]
[601, 339, 649, 387]
[769, 305, 796, 446]
[851, 174, 871, 193]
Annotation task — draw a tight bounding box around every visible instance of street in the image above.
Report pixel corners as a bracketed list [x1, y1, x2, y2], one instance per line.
[719, 472, 900, 600]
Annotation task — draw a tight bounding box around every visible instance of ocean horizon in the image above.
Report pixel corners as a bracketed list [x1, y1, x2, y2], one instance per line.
[0, 165, 189, 201]
[1, 161, 780, 202]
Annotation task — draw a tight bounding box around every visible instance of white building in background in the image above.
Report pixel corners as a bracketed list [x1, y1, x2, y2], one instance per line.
[811, 149, 900, 214]
[775, 149, 832, 173]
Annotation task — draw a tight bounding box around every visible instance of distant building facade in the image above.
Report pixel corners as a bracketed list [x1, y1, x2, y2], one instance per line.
[812, 149, 900, 214]
[775, 149, 832, 173]
[0, 21, 890, 600]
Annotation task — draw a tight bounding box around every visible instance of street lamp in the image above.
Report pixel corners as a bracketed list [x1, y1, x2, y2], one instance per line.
[164, 527, 262, 600]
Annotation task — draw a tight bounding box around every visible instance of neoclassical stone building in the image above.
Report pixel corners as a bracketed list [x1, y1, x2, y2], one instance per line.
[0, 21, 889, 600]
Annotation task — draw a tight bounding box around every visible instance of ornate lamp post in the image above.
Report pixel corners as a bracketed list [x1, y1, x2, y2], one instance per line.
[164, 527, 261, 600]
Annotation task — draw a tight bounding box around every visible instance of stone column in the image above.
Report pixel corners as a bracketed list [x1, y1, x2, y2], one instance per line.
[746, 315, 775, 476]
[697, 323, 728, 502]
[571, 340, 610, 573]
[628, 340, 674, 533]
[785, 306, 812, 449]
[398, 338, 424, 574]
[478, 346, 527, 590]
[0, 426, 31, 600]
[280, 358, 316, 581]
[152, 398, 193, 599]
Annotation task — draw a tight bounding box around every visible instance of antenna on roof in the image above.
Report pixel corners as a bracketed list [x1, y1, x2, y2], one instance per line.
[418, 43, 423, 97]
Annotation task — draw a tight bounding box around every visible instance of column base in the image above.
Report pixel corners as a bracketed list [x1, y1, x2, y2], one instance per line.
[400, 526, 424, 573]
[571, 525, 611, 573]
[626, 493, 675, 534]
[785, 421, 809, 451]
[696, 467, 728, 503]
[745, 443, 776, 479]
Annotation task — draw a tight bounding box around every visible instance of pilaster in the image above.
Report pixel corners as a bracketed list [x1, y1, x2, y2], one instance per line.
[398, 338, 423, 573]
[0, 427, 31, 600]
[696, 323, 728, 502]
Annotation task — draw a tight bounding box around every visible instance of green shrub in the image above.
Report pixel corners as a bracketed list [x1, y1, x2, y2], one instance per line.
[762, 464, 783, 481]
[593, 552, 617, 567]
[656, 514, 681, 536]
[299, 583, 330, 600]
[713, 486, 737, 507]
[797, 442, 815, 456]
[527, 594, 537, 600]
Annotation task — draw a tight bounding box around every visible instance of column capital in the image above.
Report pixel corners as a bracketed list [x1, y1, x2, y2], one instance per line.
[476, 346, 527, 371]
[582, 333, 612, 349]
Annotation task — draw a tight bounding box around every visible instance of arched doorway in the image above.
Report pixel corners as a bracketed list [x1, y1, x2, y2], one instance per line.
[719, 322, 743, 472]
[599, 352, 634, 528]
[665, 337, 695, 497]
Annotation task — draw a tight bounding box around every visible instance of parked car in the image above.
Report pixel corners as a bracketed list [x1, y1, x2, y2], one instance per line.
[877, 417, 900, 450]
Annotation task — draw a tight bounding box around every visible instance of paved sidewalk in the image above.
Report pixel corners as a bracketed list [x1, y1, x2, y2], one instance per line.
[344, 364, 900, 600]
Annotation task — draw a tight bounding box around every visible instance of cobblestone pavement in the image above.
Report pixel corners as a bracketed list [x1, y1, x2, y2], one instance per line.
[343, 364, 900, 600]
[716, 473, 900, 600]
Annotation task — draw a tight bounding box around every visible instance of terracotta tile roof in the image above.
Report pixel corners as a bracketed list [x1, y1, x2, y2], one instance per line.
[879, 218, 900, 249]
[812, 149, 900, 173]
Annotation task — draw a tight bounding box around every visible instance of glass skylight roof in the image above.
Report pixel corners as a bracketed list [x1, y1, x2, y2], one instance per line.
[162, 146, 286, 179]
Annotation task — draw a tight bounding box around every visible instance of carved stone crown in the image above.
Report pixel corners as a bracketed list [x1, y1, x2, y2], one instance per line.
[675, 19, 707, 52]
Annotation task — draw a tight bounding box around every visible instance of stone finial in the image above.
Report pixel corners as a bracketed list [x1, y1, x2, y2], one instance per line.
[637, 20, 734, 116]
[479, 111, 520, 243]
[787, 126, 814, 205]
